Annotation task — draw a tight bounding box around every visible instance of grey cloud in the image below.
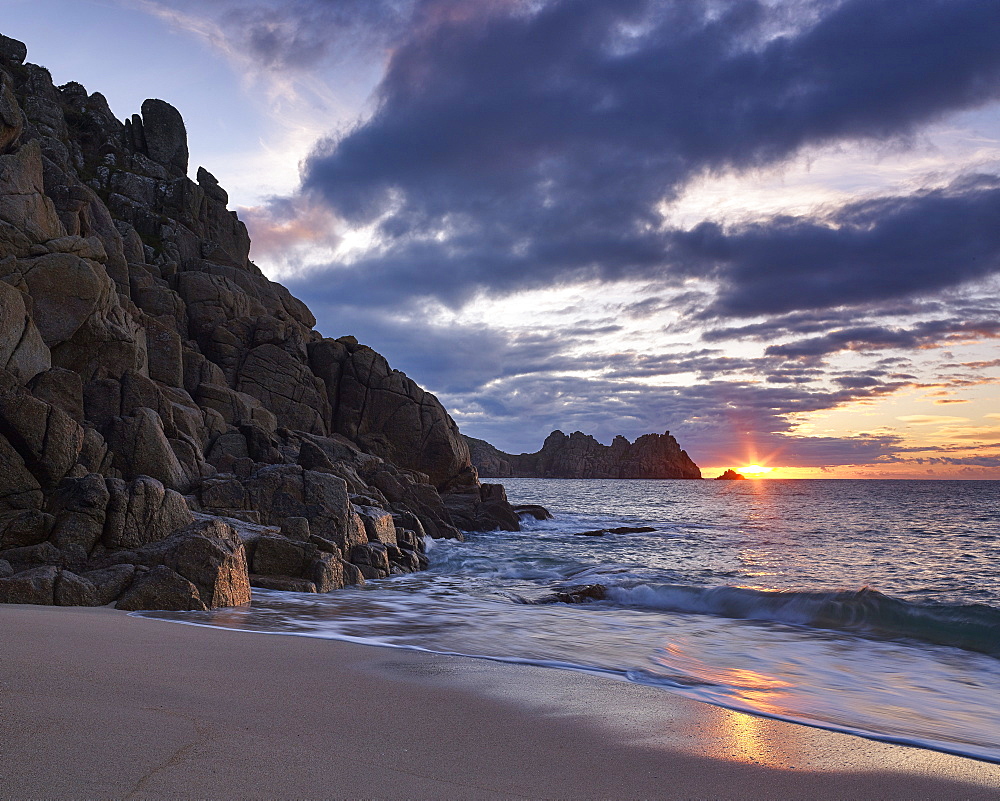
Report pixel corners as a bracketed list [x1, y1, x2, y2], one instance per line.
[763, 317, 1000, 360]
[201, 0, 415, 72]
[917, 455, 1000, 467]
[300, 303, 625, 394]
[831, 374, 885, 389]
[701, 303, 944, 343]
[765, 373, 816, 384]
[621, 296, 668, 319]
[560, 323, 624, 337]
[703, 310, 862, 342]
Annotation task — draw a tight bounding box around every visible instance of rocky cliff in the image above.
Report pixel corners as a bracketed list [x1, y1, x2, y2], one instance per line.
[0, 33, 517, 611]
[467, 430, 701, 479]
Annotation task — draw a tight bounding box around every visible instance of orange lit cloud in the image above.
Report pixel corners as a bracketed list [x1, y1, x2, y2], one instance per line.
[896, 415, 972, 426]
[240, 196, 343, 266]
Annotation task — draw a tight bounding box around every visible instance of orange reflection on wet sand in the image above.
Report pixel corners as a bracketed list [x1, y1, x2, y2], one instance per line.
[657, 645, 792, 699]
[719, 668, 792, 693]
[713, 708, 791, 768]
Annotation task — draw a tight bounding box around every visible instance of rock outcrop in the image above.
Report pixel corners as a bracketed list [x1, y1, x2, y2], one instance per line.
[0, 34, 518, 611]
[716, 469, 746, 480]
[467, 430, 701, 479]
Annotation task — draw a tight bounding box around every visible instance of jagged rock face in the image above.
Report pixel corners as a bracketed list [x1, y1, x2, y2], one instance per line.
[467, 430, 702, 479]
[0, 279, 49, 380]
[313, 339, 473, 489]
[1, 70, 24, 154]
[0, 34, 518, 611]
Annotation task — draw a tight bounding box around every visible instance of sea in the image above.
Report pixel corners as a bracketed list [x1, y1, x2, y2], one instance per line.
[140, 479, 1000, 762]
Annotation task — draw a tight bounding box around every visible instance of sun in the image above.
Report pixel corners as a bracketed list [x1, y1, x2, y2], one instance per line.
[739, 464, 774, 477]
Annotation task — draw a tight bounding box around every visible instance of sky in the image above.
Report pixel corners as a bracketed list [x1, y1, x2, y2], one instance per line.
[4, 0, 1000, 479]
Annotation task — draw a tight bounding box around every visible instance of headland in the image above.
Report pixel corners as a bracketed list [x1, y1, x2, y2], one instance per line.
[0, 32, 519, 614]
[467, 429, 702, 479]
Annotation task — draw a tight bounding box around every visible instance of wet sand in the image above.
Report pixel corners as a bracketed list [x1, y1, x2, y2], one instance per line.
[2, 603, 999, 799]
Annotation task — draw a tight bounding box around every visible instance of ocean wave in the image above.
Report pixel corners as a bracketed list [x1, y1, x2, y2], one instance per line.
[606, 583, 1000, 656]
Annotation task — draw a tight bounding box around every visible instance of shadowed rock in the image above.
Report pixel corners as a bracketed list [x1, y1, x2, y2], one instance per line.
[513, 504, 552, 520]
[81, 564, 135, 605]
[250, 534, 345, 592]
[0, 281, 49, 382]
[0, 34, 27, 66]
[0, 564, 58, 604]
[139, 99, 188, 178]
[572, 526, 656, 537]
[527, 584, 609, 605]
[101, 475, 194, 550]
[116, 565, 206, 611]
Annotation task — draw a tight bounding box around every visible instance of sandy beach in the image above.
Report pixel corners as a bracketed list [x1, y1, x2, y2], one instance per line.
[0, 605, 997, 799]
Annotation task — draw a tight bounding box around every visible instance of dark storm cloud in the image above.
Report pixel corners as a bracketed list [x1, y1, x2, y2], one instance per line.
[685, 176, 1000, 317]
[765, 371, 818, 384]
[291, 0, 1000, 311]
[289, 174, 1000, 314]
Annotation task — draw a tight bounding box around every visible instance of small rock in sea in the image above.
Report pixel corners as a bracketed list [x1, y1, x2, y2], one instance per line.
[529, 584, 609, 604]
[571, 526, 656, 536]
[716, 469, 747, 480]
[513, 504, 553, 520]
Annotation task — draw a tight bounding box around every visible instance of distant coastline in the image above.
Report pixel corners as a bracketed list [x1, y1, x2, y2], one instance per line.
[466, 429, 701, 479]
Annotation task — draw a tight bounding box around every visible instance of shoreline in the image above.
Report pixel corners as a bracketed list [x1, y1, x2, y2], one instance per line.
[129, 606, 1000, 768]
[3, 605, 1000, 799]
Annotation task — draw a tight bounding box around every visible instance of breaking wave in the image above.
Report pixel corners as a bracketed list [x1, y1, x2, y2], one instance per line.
[607, 583, 1000, 655]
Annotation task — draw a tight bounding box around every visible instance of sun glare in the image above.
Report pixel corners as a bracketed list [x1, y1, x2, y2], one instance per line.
[739, 464, 774, 477]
